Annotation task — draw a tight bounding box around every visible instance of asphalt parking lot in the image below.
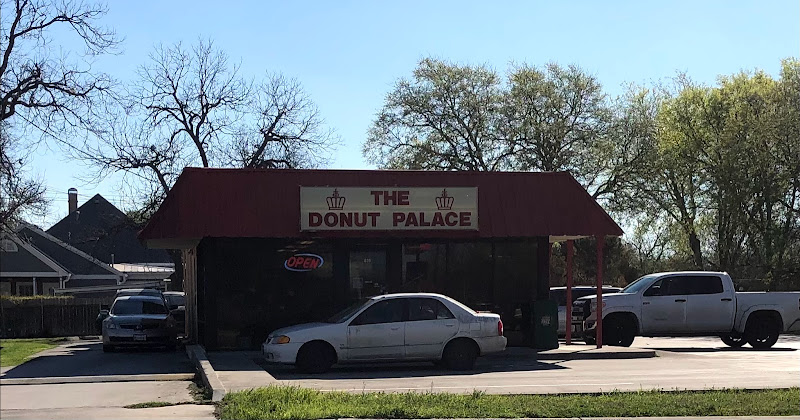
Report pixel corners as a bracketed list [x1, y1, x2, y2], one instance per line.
[0, 339, 212, 420]
[3, 335, 798, 418]
[255, 336, 800, 394]
[1, 339, 194, 379]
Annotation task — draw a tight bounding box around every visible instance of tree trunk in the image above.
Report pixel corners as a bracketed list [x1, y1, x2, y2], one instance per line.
[167, 249, 184, 291]
[689, 232, 704, 269]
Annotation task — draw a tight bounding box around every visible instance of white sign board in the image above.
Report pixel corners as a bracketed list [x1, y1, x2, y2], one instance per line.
[300, 187, 478, 231]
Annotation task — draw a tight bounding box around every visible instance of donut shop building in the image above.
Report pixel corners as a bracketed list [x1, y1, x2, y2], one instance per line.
[139, 168, 623, 350]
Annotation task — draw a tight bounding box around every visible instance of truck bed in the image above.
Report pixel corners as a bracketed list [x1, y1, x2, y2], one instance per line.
[735, 291, 800, 333]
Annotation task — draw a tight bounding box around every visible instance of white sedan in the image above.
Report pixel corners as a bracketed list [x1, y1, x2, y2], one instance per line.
[262, 293, 507, 373]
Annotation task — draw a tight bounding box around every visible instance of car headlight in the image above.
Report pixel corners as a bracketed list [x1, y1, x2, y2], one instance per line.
[106, 322, 117, 330]
[273, 335, 290, 344]
[590, 300, 606, 311]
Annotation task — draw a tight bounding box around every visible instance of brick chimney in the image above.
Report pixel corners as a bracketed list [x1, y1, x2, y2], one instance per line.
[68, 188, 78, 214]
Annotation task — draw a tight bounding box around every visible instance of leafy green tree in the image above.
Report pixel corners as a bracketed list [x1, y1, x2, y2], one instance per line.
[365, 58, 511, 171]
[506, 63, 612, 197]
[364, 58, 619, 198]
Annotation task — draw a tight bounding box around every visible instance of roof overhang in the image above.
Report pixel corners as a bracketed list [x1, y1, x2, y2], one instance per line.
[139, 168, 624, 244]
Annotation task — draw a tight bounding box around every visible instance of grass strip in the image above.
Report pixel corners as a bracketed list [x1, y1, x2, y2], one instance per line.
[0, 338, 66, 367]
[218, 386, 799, 420]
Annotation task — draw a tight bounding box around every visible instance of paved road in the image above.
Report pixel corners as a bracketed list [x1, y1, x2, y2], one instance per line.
[259, 336, 800, 394]
[0, 404, 215, 420]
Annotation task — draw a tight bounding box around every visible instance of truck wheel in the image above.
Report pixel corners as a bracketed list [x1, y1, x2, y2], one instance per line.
[295, 341, 336, 373]
[442, 339, 478, 370]
[745, 313, 780, 349]
[720, 334, 746, 348]
[603, 315, 635, 347]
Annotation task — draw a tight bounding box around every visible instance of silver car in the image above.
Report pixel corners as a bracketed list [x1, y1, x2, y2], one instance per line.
[102, 295, 178, 352]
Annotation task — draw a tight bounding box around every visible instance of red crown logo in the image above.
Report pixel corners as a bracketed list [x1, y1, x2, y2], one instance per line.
[435, 189, 454, 210]
[326, 189, 345, 210]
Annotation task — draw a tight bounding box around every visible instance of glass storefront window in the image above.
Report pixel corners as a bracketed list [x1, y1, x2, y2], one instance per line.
[446, 242, 494, 308]
[201, 237, 543, 350]
[401, 243, 447, 293]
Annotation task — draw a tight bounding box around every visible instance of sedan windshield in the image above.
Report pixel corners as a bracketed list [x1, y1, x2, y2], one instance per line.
[112, 299, 169, 315]
[621, 275, 659, 294]
[325, 299, 369, 323]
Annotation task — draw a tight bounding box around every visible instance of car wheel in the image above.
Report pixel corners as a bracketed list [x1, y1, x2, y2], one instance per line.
[102, 345, 115, 353]
[583, 333, 596, 345]
[720, 334, 746, 348]
[442, 339, 478, 371]
[603, 315, 636, 347]
[745, 313, 780, 349]
[295, 341, 336, 374]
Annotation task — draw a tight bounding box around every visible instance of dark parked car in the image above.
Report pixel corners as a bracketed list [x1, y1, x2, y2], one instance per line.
[96, 288, 167, 332]
[162, 291, 185, 336]
[101, 295, 178, 352]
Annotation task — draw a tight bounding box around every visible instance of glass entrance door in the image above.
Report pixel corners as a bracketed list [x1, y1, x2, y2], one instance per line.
[348, 249, 388, 299]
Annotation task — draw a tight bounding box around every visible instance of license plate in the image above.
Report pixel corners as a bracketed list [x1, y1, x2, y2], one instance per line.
[133, 334, 147, 342]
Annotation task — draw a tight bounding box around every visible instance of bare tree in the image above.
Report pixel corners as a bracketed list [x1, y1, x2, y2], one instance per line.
[0, 0, 119, 226]
[134, 40, 248, 168]
[229, 73, 336, 169]
[77, 39, 337, 206]
[75, 105, 186, 202]
[0, 122, 46, 228]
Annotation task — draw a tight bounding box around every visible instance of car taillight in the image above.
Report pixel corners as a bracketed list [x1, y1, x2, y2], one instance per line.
[497, 319, 504, 336]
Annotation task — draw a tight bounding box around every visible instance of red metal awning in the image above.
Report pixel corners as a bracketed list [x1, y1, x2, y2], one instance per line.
[139, 168, 623, 247]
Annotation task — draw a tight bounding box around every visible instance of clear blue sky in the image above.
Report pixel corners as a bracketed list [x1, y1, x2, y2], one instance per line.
[28, 0, 800, 228]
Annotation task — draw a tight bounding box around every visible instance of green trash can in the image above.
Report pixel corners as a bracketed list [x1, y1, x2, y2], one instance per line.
[532, 300, 559, 350]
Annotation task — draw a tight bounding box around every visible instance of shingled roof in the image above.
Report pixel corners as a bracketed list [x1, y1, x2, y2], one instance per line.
[47, 194, 172, 264]
[15, 224, 123, 279]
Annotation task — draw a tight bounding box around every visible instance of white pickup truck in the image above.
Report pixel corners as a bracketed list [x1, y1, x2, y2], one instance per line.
[571, 271, 800, 348]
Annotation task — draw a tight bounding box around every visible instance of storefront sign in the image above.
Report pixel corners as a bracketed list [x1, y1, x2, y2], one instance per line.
[284, 253, 325, 271]
[300, 187, 478, 231]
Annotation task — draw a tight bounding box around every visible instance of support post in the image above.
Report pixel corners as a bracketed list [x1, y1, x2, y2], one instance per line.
[535, 237, 551, 301]
[566, 240, 574, 344]
[595, 236, 604, 349]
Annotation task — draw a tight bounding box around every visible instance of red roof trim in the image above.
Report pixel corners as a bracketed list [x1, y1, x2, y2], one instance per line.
[139, 168, 623, 242]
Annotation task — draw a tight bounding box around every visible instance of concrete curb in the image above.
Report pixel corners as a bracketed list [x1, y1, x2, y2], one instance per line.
[186, 344, 226, 402]
[0, 373, 194, 385]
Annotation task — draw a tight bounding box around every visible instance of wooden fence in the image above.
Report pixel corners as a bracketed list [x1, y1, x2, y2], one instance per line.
[0, 297, 110, 338]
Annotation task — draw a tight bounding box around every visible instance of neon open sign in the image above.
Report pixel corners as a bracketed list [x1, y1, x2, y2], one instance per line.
[284, 253, 324, 272]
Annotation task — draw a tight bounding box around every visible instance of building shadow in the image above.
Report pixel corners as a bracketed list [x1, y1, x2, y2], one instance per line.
[256, 356, 566, 381]
[1, 340, 194, 379]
